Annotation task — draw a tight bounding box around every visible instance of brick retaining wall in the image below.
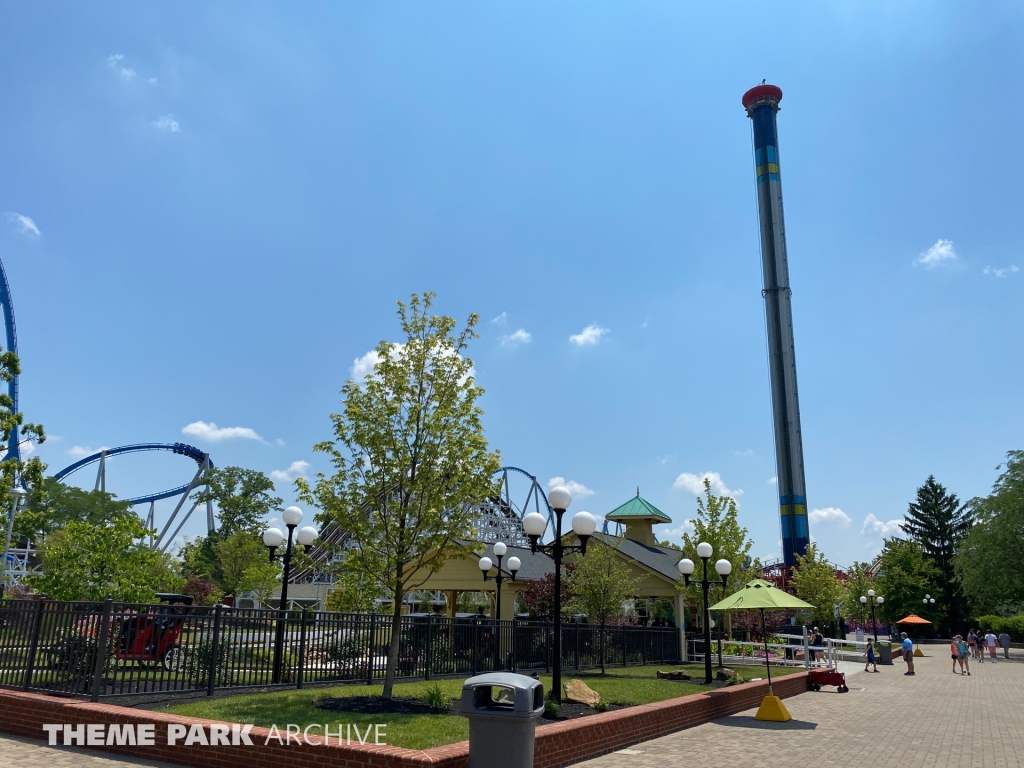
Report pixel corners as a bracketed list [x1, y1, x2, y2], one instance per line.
[0, 672, 808, 768]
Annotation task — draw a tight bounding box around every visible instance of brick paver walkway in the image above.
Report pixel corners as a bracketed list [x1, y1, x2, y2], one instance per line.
[581, 652, 1024, 768]
[2, 653, 1021, 767]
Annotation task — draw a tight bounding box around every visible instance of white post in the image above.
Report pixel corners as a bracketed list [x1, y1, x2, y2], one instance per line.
[803, 626, 810, 669]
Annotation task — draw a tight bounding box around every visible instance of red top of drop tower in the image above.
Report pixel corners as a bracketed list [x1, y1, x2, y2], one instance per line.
[742, 83, 783, 110]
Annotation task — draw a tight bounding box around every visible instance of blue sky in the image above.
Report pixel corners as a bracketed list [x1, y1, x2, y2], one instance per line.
[2, 2, 1022, 565]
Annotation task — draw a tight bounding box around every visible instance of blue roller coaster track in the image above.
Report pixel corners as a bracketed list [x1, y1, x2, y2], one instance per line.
[52, 443, 216, 550]
[0, 257, 21, 463]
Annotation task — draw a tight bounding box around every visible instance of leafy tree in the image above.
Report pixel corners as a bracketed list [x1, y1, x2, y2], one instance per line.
[297, 293, 501, 698]
[679, 478, 756, 605]
[215, 531, 281, 599]
[518, 568, 575, 619]
[325, 567, 385, 613]
[955, 451, 1024, 615]
[790, 543, 846, 635]
[182, 575, 219, 606]
[876, 538, 942, 631]
[0, 345, 47, 553]
[568, 540, 641, 672]
[903, 476, 971, 632]
[15, 478, 133, 543]
[192, 467, 282, 537]
[841, 560, 877, 626]
[28, 516, 171, 601]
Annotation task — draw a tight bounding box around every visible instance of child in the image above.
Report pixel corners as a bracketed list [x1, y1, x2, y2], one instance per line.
[951, 636, 960, 674]
[956, 635, 970, 676]
[865, 638, 878, 672]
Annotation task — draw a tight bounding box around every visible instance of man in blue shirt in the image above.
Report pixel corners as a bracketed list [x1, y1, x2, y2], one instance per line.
[901, 632, 915, 675]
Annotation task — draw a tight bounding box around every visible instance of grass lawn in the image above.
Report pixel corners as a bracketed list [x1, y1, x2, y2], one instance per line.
[158, 663, 803, 750]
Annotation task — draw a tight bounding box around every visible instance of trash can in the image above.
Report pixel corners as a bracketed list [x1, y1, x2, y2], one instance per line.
[878, 642, 893, 665]
[460, 672, 545, 768]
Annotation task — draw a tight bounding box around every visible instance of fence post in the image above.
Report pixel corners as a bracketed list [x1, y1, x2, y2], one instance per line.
[472, 619, 479, 676]
[366, 613, 376, 685]
[90, 598, 112, 702]
[22, 598, 46, 691]
[621, 624, 626, 667]
[574, 623, 580, 670]
[544, 623, 550, 673]
[207, 604, 222, 696]
[424, 616, 432, 681]
[803, 626, 810, 669]
[641, 624, 646, 666]
[296, 607, 307, 690]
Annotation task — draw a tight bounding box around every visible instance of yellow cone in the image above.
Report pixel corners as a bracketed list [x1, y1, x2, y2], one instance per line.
[913, 648, 924, 657]
[754, 692, 792, 722]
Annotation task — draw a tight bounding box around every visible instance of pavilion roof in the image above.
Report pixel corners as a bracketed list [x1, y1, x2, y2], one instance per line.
[604, 489, 672, 524]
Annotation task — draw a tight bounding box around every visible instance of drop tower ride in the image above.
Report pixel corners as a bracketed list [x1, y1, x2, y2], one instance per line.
[742, 83, 809, 568]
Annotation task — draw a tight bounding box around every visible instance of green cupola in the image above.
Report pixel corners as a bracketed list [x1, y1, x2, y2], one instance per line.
[604, 488, 672, 546]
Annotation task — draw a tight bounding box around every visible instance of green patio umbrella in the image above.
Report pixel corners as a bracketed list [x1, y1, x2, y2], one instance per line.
[709, 578, 814, 721]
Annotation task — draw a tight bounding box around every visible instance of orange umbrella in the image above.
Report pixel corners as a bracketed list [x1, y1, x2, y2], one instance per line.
[896, 614, 932, 624]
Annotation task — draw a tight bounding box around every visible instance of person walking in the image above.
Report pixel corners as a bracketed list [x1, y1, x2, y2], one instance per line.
[865, 638, 878, 673]
[999, 630, 1011, 659]
[811, 627, 825, 665]
[957, 635, 970, 675]
[901, 632, 915, 675]
[985, 629, 999, 662]
[968, 630, 980, 662]
[950, 636, 959, 673]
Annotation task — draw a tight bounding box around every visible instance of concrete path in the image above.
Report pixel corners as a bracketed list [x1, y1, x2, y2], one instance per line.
[581, 652, 1024, 768]
[0, 732, 177, 768]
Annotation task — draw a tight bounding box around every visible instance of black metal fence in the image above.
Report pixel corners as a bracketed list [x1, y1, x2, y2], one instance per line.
[0, 599, 681, 702]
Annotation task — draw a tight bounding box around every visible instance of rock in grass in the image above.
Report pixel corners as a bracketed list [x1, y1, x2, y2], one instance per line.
[656, 669, 692, 681]
[715, 668, 740, 682]
[563, 679, 601, 707]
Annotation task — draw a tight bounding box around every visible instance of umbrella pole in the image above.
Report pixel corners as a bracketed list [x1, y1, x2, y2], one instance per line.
[762, 608, 772, 691]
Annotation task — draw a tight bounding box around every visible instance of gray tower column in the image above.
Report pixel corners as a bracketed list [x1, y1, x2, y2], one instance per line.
[743, 83, 809, 568]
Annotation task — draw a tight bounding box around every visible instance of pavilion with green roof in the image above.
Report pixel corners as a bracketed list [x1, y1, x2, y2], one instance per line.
[604, 488, 673, 547]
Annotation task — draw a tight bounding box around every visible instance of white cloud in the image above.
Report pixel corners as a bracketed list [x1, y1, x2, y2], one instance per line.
[182, 421, 263, 443]
[153, 115, 180, 132]
[862, 513, 904, 538]
[147, 77, 158, 85]
[768, 476, 778, 485]
[5, 213, 40, 237]
[569, 324, 609, 346]
[500, 329, 531, 347]
[983, 265, 1019, 278]
[270, 460, 310, 483]
[491, 312, 507, 325]
[672, 471, 744, 499]
[106, 54, 136, 81]
[734, 449, 754, 457]
[68, 445, 109, 459]
[661, 520, 696, 540]
[351, 349, 383, 381]
[547, 477, 595, 499]
[809, 507, 851, 526]
[914, 239, 956, 268]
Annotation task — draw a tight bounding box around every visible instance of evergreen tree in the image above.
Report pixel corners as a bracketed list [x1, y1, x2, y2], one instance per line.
[903, 476, 971, 632]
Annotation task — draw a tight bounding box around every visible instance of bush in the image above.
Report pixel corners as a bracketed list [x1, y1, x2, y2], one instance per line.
[593, 699, 608, 712]
[183, 636, 233, 686]
[974, 615, 1024, 641]
[322, 633, 366, 666]
[543, 699, 559, 719]
[423, 683, 449, 711]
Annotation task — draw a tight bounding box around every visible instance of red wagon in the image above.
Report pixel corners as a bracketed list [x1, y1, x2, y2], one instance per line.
[808, 668, 848, 692]
[113, 593, 194, 671]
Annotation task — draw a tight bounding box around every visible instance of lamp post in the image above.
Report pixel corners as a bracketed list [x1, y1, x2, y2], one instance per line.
[522, 486, 596, 704]
[1, 485, 27, 600]
[263, 506, 319, 684]
[479, 542, 521, 670]
[860, 590, 884, 643]
[678, 543, 732, 685]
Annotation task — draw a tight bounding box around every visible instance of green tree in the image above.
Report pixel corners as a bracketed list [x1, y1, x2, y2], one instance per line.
[841, 560, 877, 624]
[28, 516, 170, 601]
[790, 543, 846, 635]
[298, 293, 501, 698]
[215, 531, 281, 599]
[192, 467, 282, 537]
[679, 478, 756, 603]
[15, 478, 133, 543]
[903, 476, 971, 632]
[955, 451, 1024, 615]
[568, 540, 641, 672]
[0, 345, 47, 542]
[325, 567, 385, 613]
[876, 538, 942, 630]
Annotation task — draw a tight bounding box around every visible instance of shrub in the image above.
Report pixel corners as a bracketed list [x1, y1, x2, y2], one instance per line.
[975, 615, 1024, 641]
[183, 636, 233, 686]
[543, 699, 559, 719]
[593, 699, 608, 712]
[423, 683, 449, 711]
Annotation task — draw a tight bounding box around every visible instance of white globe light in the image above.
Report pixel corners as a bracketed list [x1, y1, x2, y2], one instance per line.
[478, 556, 492, 572]
[868, 589, 875, 597]
[296, 526, 319, 546]
[572, 511, 597, 537]
[715, 559, 732, 576]
[925, 594, 931, 600]
[709, 618, 716, 628]
[507, 556, 521, 572]
[877, 596, 884, 605]
[678, 558, 695, 576]
[282, 506, 304, 526]
[493, 542, 507, 557]
[696, 542, 713, 559]
[548, 486, 572, 511]
[263, 527, 284, 548]
[930, 598, 935, 604]
[523, 512, 547, 537]
[860, 596, 867, 604]
[923, 598, 928, 604]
